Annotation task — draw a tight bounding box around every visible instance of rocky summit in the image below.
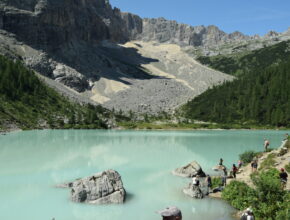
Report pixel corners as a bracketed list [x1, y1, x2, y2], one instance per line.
[139, 18, 290, 56]
[0, 0, 288, 114]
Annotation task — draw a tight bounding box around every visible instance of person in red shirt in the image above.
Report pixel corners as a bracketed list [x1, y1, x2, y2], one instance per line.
[232, 164, 238, 178]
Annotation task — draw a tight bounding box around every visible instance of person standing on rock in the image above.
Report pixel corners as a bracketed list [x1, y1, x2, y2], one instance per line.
[264, 138, 270, 152]
[219, 158, 224, 166]
[279, 168, 288, 189]
[218, 158, 224, 170]
[232, 164, 238, 178]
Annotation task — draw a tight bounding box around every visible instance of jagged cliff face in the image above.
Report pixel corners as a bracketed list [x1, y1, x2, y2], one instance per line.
[141, 18, 227, 47]
[0, 0, 142, 50]
[0, 0, 144, 94]
[138, 18, 290, 56]
[140, 18, 251, 47]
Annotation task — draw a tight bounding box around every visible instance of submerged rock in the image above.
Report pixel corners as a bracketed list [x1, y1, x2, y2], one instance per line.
[172, 161, 206, 178]
[59, 170, 126, 205]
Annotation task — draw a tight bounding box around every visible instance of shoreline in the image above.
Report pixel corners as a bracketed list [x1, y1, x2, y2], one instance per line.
[1, 127, 290, 135]
[207, 139, 290, 219]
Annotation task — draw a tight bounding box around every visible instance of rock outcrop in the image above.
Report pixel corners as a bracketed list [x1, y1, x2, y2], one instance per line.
[59, 170, 126, 205]
[183, 179, 209, 199]
[172, 161, 206, 178]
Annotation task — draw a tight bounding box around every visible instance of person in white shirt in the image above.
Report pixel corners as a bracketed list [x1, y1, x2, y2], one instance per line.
[192, 175, 200, 186]
[240, 208, 255, 220]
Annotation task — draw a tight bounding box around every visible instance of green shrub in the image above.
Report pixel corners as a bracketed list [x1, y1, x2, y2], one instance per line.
[211, 177, 222, 188]
[239, 151, 259, 164]
[251, 168, 286, 219]
[222, 180, 256, 210]
[223, 168, 288, 220]
[275, 193, 290, 220]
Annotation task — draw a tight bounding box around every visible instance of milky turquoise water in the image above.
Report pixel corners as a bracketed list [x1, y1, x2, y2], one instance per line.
[0, 130, 288, 220]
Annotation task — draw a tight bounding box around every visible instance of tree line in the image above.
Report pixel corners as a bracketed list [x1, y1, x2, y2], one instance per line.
[182, 41, 290, 127]
[0, 55, 112, 130]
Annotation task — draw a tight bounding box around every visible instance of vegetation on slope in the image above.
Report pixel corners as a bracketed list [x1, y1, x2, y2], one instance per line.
[182, 42, 290, 127]
[0, 55, 114, 130]
[197, 40, 290, 76]
[222, 169, 290, 220]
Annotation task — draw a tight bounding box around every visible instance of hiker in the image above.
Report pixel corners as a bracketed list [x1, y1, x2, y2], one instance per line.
[251, 159, 258, 172]
[192, 175, 200, 187]
[240, 208, 255, 220]
[264, 139, 270, 152]
[232, 164, 238, 178]
[219, 158, 224, 166]
[157, 206, 182, 220]
[279, 168, 288, 189]
[238, 160, 243, 169]
[206, 175, 212, 189]
[221, 167, 227, 186]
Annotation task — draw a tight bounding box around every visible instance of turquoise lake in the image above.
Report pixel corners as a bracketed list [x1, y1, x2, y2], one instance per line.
[0, 130, 288, 220]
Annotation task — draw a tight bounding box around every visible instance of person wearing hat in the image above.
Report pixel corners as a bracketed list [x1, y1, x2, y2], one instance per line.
[157, 206, 182, 220]
[240, 208, 255, 220]
[279, 168, 288, 189]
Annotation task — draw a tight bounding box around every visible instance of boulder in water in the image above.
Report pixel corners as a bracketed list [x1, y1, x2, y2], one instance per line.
[183, 183, 204, 199]
[172, 161, 206, 178]
[59, 170, 126, 205]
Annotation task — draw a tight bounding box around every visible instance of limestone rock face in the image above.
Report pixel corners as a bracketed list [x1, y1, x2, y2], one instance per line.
[138, 18, 290, 56]
[139, 18, 249, 48]
[60, 170, 126, 205]
[0, 0, 143, 92]
[172, 161, 206, 178]
[0, 0, 142, 49]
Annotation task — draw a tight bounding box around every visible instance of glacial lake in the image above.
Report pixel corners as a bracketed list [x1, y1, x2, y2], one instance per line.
[0, 130, 288, 220]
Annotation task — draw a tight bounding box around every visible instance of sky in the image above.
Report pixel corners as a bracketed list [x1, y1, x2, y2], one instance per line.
[110, 0, 290, 36]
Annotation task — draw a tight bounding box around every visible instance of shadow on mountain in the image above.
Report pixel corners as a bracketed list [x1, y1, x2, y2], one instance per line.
[0, 2, 166, 89]
[28, 39, 163, 86]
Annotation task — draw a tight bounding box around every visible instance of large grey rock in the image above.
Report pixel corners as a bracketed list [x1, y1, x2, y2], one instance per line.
[183, 180, 209, 199]
[60, 170, 126, 205]
[172, 161, 206, 178]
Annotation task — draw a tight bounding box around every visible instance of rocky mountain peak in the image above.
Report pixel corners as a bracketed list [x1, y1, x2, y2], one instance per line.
[265, 30, 279, 38]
